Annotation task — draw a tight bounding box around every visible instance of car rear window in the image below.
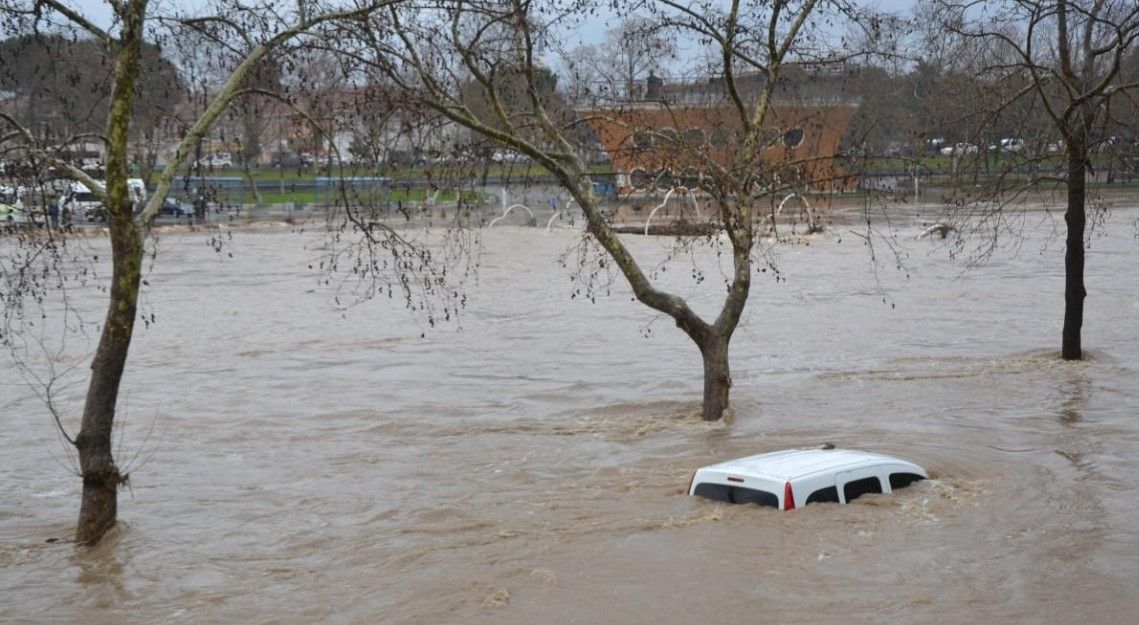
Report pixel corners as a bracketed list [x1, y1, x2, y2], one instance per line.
[806, 486, 840, 505]
[889, 472, 925, 490]
[843, 477, 883, 503]
[693, 483, 778, 508]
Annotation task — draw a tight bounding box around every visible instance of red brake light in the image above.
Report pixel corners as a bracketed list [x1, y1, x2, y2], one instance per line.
[784, 481, 795, 510]
[687, 471, 696, 494]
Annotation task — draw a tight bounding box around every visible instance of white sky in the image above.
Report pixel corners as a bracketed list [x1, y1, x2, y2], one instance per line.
[40, 0, 921, 71]
[59, 0, 920, 37]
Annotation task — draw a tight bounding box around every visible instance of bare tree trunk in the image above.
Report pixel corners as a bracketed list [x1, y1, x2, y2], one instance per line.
[698, 332, 731, 421]
[1062, 133, 1087, 360]
[75, 1, 146, 545]
[240, 164, 262, 204]
[75, 227, 141, 544]
[240, 110, 264, 203]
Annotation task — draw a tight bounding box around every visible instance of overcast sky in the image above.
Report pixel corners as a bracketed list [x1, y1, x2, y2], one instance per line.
[59, 0, 920, 40]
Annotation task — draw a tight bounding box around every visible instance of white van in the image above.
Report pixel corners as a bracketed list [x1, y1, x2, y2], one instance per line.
[63, 181, 104, 221]
[64, 178, 147, 222]
[688, 448, 927, 510]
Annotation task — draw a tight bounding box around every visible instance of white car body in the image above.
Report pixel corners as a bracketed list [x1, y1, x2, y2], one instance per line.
[491, 149, 526, 163]
[64, 178, 147, 221]
[993, 137, 1029, 153]
[204, 152, 233, 168]
[63, 181, 104, 221]
[688, 448, 927, 510]
[939, 142, 978, 156]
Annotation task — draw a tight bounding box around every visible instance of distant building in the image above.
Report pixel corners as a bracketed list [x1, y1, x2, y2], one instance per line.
[117, 85, 459, 170]
[580, 71, 859, 194]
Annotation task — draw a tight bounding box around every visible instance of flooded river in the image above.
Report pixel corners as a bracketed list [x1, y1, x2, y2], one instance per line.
[2, 202, 1139, 624]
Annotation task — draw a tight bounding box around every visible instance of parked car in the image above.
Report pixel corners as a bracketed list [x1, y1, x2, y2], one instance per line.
[270, 151, 297, 168]
[209, 152, 234, 168]
[940, 142, 978, 156]
[62, 181, 104, 221]
[196, 152, 233, 169]
[990, 138, 1025, 153]
[491, 149, 526, 164]
[883, 141, 912, 157]
[688, 448, 927, 510]
[271, 151, 315, 169]
[158, 196, 191, 217]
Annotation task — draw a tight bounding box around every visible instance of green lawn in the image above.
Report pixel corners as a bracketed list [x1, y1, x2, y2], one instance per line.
[219, 186, 479, 206]
[174, 161, 612, 184]
[845, 153, 1135, 175]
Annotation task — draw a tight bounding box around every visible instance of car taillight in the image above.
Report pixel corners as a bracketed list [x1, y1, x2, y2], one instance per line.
[686, 471, 696, 495]
[784, 481, 795, 511]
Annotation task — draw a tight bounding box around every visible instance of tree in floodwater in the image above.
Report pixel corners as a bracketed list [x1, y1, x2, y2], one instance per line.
[920, 0, 1139, 360]
[0, 0, 403, 546]
[335, 0, 874, 420]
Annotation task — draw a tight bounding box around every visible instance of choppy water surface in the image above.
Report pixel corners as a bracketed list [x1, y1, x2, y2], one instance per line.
[2, 204, 1139, 624]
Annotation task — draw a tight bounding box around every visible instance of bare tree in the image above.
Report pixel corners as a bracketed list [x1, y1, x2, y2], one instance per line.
[924, 0, 1139, 359]
[566, 16, 678, 99]
[333, 0, 869, 420]
[0, 0, 402, 546]
[233, 55, 284, 201]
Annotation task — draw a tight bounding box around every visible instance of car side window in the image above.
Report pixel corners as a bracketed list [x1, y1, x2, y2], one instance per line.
[806, 486, 840, 505]
[889, 472, 925, 490]
[842, 477, 883, 503]
[693, 483, 778, 508]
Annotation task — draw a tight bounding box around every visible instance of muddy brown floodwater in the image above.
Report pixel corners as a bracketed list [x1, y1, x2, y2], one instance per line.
[2, 204, 1139, 624]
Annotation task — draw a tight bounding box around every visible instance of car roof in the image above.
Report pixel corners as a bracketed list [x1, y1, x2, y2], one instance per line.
[698, 448, 921, 481]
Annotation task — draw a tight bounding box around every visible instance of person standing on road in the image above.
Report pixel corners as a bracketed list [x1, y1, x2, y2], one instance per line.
[49, 196, 60, 229]
[195, 194, 208, 223]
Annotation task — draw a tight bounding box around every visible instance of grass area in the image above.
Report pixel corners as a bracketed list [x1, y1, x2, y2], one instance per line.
[205, 186, 479, 206]
[154, 157, 1136, 206]
[171, 161, 613, 184]
[848, 153, 1138, 175]
[185, 156, 1130, 181]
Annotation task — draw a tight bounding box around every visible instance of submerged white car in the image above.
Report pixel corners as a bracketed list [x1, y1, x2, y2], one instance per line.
[688, 448, 927, 510]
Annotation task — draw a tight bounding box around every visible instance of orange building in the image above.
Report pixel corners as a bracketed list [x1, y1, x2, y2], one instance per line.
[580, 75, 858, 194]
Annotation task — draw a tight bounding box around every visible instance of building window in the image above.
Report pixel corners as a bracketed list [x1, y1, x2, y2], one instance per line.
[748, 173, 772, 194]
[629, 167, 650, 189]
[710, 126, 729, 148]
[632, 130, 653, 150]
[758, 127, 781, 148]
[681, 167, 701, 188]
[782, 127, 805, 149]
